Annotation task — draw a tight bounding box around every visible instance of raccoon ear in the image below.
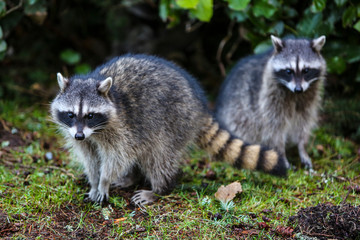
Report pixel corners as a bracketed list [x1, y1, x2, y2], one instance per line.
[97, 77, 113, 95]
[57, 73, 69, 92]
[312, 35, 326, 52]
[271, 35, 284, 53]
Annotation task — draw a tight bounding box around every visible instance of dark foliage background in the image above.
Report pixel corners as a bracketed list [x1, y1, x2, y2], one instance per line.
[0, 0, 359, 142]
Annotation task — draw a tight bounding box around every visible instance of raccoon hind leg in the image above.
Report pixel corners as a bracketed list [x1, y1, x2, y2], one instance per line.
[131, 154, 181, 206]
[112, 165, 143, 189]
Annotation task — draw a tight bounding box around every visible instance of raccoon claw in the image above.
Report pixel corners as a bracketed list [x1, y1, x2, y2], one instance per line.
[83, 189, 108, 205]
[300, 156, 313, 170]
[131, 190, 157, 206]
[95, 192, 109, 204]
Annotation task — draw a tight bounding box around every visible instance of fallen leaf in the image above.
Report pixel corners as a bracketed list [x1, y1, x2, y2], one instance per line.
[114, 217, 127, 224]
[257, 222, 270, 229]
[275, 226, 294, 237]
[214, 181, 242, 203]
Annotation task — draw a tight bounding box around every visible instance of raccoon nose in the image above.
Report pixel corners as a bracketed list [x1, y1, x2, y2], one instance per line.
[294, 86, 303, 93]
[75, 132, 85, 140]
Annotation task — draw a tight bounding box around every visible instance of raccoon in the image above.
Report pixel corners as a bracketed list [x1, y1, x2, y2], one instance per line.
[215, 36, 326, 169]
[50, 54, 287, 205]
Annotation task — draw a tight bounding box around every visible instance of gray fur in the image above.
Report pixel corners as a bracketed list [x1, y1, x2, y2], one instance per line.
[51, 54, 287, 206]
[215, 36, 326, 169]
[51, 54, 210, 205]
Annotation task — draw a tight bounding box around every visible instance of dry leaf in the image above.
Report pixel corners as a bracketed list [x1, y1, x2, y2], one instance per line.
[214, 181, 242, 203]
[114, 217, 127, 224]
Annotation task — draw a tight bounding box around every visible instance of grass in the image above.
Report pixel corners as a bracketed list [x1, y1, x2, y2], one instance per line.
[0, 99, 359, 239]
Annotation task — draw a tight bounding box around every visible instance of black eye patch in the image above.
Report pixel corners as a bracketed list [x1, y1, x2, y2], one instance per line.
[57, 111, 75, 127]
[303, 68, 320, 81]
[274, 69, 293, 82]
[86, 113, 108, 128]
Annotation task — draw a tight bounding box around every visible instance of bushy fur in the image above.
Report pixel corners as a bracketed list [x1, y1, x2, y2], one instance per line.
[215, 36, 326, 169]
[51, 54, 287, 205]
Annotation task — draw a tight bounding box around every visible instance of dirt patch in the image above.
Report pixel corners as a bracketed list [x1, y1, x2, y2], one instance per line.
[289, 203, 360, 239]
[0, 120, 26, 147]
[0, 210, 19, 238]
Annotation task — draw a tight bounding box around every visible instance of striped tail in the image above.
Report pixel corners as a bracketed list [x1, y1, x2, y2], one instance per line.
[198, 117, 287, 176]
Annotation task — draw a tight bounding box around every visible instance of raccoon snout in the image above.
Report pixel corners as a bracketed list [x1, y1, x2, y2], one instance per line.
[75, 132, 85, 140]
[294, 86, 303, 93]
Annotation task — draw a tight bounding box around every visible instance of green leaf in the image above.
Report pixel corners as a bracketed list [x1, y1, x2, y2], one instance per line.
[282, 6, 298, 18]
[0, 0, 6, 17]
[0, 39, 7, 52]
[60, 49, 81, 65]
[254, 40, 272, 54]
[75, 63, 91, 74]
[252, 0, 277, 18]
[24, 0, 46, 15]
[190, 0, 213, 22]
[270, 21, 284, 36]
[311, 0, 326, 13]
[296, 12, 322, 37]
[228, 10, 247, 22]
[27, 0, 37, 5]
[0, 26, 3, 39]
[346, 47, 360, 63]
[159, 0, 169, 22]
[327, 56, 347, 75]
[334, 0, 347, 7]
[354, 20, 360, 32]
[176, 0, 199, 9]
[225, 0, 250, 11]
[342, 7, 356, 27]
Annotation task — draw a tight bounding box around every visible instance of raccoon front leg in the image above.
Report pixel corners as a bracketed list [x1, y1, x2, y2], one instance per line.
[84, 161, 101, 201]
[94, 162, 115, 203]
[298, 136, 312, 169]
[74, 143, 101, 202]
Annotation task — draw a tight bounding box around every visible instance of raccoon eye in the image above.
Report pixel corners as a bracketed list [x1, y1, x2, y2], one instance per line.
[286, 69, 293, 75]
[303, 68, 309, 74]
[67, 112, 75, 118]
[87, 113, 94, 119]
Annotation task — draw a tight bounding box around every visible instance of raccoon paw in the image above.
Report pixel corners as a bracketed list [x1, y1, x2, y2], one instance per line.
[131, 190, 158, 206]
[84, 188, 99, 203]
[300, 155, 313, 169]
[84, 188, 108, 204]
[95, 191, 109, 204]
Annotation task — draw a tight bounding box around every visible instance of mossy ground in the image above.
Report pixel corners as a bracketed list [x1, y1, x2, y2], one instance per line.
[0, 100, 359, 239]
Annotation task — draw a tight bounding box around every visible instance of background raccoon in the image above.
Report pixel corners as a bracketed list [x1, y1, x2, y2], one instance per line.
[215, 36, 326, 169]
[51, 54, 287, 205]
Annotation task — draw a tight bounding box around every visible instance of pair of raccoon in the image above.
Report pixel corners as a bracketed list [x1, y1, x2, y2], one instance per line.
[51, 35, 326, 205]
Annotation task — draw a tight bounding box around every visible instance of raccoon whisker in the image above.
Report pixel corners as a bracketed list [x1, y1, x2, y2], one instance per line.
[307, 77, 319, 84]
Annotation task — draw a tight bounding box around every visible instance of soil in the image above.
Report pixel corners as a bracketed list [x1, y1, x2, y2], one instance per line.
[1, 119, 359, 239]
[289, 203, 360, 239]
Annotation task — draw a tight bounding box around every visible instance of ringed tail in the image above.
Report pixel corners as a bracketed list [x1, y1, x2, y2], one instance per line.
[198, 117, 287, 176]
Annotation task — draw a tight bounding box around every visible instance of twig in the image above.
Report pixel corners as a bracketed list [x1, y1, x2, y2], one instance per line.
[303, 231, 335, 238]
[341, 188, 351, 205]
[5, 0, 23, 16]
[225, 24, 245, 65]
[0, 119, 11, 131]
[47, 165, 76, 179]
[216, 20, 235, 77]
[185, 20, 204, 33]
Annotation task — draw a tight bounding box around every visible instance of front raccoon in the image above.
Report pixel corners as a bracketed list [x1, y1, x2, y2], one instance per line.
[51, 54, 287, 205]
[215, 36, 326, 169]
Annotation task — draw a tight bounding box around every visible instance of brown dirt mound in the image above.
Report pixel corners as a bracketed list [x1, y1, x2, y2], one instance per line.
[289, 203, 360, 240]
